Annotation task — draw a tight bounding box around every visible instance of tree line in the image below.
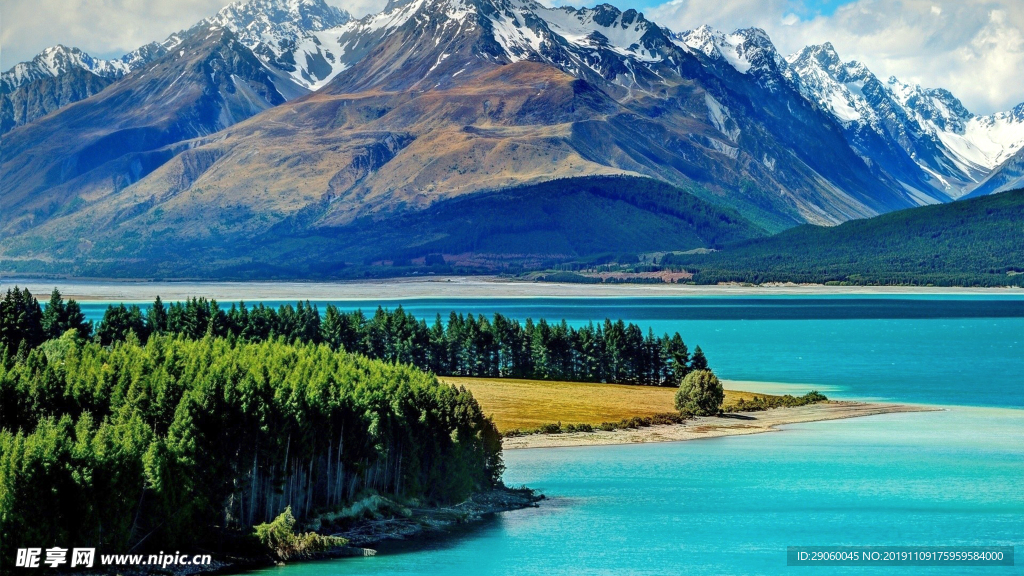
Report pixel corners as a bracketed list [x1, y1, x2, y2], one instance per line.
[2, 288, 710, 387]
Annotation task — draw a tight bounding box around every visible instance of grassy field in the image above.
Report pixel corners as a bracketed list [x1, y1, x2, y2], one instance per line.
[442, 376, 765, 432]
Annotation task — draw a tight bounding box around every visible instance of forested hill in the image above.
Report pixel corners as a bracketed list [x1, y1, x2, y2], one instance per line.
[662, 188, 1024, 286]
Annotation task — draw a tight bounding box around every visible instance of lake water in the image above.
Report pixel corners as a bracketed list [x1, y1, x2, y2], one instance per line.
[76, 295, 1024, 574]
[253, 409, 1024, 576]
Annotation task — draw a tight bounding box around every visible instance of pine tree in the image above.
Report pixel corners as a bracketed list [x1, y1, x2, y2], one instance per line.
[41, 289, 67, 339]
[666, 333, 690, 385]
[690, 346, 709, 372]
[147, 296, 168, 334]
[0, 287, 45, 354]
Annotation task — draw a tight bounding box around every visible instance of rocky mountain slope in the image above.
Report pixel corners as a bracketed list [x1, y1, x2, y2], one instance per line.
[0, 25, 290, 237]
[967, 145, 1024, 198]
[0, 43, 174, 134]
[782, 42, 1024, 198]
[0, 0, 351, 134]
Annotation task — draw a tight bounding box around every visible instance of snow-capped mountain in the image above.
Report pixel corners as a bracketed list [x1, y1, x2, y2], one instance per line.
[668, 26, 1024, 198]
[673, 25, 790, 91]
[0, 43, 172, 94]
[889, 81, 1024, 175]
[4, 0, 1024, 280]
[0, 39, 183, 134]
[0, 0, 352, 98]
[0, 0, 348, 129]
[483, 1, 673, 71]
[205, 0, 352, 91]
[303, 0, 683, 96]
[785, 41, 1024, 197]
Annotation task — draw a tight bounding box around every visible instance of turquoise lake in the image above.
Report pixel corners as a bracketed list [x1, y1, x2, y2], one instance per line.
[78, 295, 1024, 574]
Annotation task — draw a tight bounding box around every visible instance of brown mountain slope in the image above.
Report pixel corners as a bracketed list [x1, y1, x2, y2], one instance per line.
[0, 25, 287, 236]
[4, 61, 787, 256]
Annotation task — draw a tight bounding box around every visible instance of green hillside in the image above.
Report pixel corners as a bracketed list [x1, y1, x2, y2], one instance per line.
[1, 175, 766, 279]
[662, 189, 1024, 287]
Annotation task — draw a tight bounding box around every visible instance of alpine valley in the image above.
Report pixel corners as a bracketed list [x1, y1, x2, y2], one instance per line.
[2, 0, 1023, 279]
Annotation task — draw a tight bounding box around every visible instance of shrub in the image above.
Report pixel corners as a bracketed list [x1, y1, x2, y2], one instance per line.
[254, 507, 347, 561]
[675, 370, 724, 416]
[723, 391, 828, 413]
[651, 413, 686, 425]
[537, 422, 563, 434]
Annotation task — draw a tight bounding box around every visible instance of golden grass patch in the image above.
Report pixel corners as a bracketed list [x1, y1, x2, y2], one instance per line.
[442, 376, 761, 432]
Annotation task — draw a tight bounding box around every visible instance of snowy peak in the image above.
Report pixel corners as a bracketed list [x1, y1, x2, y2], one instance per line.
[1, 45, 128, 93]
[886, 78, 972, 133]
[787, 43, 863, 81]
[1010, 102, 1024, 123]
[1, 0, 355, 100]
[314, 0, 678, 92]
[675, 25, 785, 78]
[879, 73, 1024, 172]
[203, 0, 352, 90]
[538, 3, 671, 62]
[787, 42, 841, 69]
[786, 43, 884, 126]
[212, 0, 350, 32]
[1, 36, 182, 96]
[438, 0, 673, 65]
[784, 40, 1024, 195]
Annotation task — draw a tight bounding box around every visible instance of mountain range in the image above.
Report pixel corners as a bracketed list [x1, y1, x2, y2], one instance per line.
[2, 0, 1022, 279]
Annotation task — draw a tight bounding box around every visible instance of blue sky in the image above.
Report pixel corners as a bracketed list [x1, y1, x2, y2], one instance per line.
[634, 0, 855, 16]
[2, 0, 1023, 114]
[790, 0, 853, 17]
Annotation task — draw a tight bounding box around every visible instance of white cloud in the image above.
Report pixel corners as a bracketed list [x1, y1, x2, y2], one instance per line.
[648, 0, 1024, 114]
[0, 0, 387, 68]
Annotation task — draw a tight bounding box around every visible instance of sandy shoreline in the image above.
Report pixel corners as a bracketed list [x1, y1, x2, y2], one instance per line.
[3, 276, 1022, 302]
[502, 401, 937, 449]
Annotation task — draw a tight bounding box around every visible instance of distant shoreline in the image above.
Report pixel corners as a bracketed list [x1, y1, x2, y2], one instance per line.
[3, 276, 1022, 302]
[502, 401, 939, 450]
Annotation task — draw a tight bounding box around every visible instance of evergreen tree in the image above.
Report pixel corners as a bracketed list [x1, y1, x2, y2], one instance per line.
[40, 289, 91, 340]
[666, 334, 690, 385]
[690, 346, 709, 372]
[41, 289, 67, 339]
[147, 295, 168, 334]
[62, 300, 91, 339]
[0, 287, 44, 354]
[96, 304, 150, 345]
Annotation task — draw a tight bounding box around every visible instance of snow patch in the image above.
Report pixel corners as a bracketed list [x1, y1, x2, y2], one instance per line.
[705, 93, 740, 143]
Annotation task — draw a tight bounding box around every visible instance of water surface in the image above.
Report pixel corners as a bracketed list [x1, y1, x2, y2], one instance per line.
[252, 408, 1024, 576]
